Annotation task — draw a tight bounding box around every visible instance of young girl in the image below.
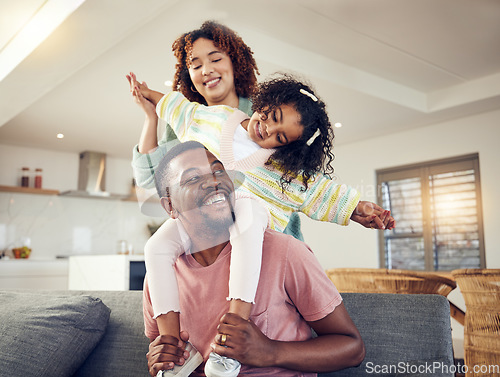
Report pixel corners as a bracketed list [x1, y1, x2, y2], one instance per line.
[129, 72, 395, 377]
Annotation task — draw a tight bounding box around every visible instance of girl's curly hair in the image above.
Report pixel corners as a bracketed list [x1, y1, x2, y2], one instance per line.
[252, 74, 335, 192]
[171, 21, 259, 104]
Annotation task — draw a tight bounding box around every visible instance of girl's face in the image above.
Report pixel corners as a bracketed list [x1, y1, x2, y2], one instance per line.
[244, 104, 304, 149]
[187, 38, 239, 107]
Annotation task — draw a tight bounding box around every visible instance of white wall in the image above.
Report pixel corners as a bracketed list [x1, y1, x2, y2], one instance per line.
[301, 108, 500, 270]
[0, 144, 133, 195]
[0, 145, 166, 258]
[300, 108, 500, 357]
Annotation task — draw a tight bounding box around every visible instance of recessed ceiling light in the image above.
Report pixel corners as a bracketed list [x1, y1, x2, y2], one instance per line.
[164, 80, 173, 87]
[334, 122, 343, 128]
[56, 133, 64, 139]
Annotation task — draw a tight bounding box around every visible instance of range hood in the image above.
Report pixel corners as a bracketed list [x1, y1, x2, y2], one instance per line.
[60, 151, 129, 199]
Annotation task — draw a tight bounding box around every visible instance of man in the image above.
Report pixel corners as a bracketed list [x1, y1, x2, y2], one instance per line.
[144, 141, 365, 376]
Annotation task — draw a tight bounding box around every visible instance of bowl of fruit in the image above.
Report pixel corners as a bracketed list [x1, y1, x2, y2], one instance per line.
[12, 246, 32, 259]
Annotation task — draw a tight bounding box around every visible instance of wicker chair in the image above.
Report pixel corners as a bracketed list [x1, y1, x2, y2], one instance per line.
[325, 268, 464, 325]
[452, 269, 500, 377]
[325, 268, 456, 296]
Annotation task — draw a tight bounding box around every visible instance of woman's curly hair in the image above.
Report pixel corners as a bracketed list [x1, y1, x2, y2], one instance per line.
[171, 21, 259, 104]
[252, 74, 335, 192]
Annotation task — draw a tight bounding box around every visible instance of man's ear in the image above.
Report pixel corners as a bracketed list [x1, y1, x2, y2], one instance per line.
[160, 196, 178, 219]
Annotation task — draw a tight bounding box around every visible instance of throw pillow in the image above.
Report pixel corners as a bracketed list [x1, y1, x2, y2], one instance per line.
[0, 291, 110, 377]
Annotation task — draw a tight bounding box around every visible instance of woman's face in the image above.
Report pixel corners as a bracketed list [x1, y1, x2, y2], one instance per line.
[187, 38, 238, 107]
[244, 104, 304, 149]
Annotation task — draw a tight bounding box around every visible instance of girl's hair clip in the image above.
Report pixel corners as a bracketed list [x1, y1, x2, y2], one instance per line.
[300, 88, 318, 102]
[306, 128, 321, 146]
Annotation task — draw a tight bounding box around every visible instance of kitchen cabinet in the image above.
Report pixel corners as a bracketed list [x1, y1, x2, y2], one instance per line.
[68, 254, 145, 290]
[0, 259, 69, 289]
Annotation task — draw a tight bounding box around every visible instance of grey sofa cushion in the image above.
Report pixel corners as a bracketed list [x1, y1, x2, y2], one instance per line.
[0, 291, 110, 377]
[68, 290, 151, 377]
[320, 293, 454, 377]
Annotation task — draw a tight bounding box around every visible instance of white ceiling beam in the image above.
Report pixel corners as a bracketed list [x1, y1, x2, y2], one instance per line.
[238, 25, 500, 115]
[427, 71, 500, 112]
[236, 26, 428, 112]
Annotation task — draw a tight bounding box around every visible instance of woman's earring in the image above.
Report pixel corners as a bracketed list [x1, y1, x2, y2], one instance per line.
[191, 85, 198, 93]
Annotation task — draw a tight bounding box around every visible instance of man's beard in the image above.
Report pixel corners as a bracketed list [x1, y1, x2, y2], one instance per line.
[198, 200, 236, 235]
[178, 198, 236, 252]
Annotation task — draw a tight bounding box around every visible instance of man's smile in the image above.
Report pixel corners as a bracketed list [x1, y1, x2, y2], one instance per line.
[203, 192, 227, 206]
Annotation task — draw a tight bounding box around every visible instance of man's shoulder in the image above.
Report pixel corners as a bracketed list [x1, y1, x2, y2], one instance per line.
[262, 228, 311, 255]
[263, 228, 297, 242]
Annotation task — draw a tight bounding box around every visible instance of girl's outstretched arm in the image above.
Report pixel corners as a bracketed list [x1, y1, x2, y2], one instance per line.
[128, 72, 171, 189]
[291, 172, 395, 230]
[128, 78, 159, 154]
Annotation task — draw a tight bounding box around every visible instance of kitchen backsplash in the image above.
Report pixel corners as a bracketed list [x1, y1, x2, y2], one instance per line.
[0, 192, 166, 259]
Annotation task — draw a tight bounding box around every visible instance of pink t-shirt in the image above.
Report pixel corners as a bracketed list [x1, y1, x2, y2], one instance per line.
[143, 229, 342, 376]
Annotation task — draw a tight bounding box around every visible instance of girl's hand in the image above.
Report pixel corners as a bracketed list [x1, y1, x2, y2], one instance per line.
[126, 72, 149, 96]
[126, 72, 157, 119]
[351, 201, 396, 230]
[126, 71, 166, 108]
[132, 85, 157, 118]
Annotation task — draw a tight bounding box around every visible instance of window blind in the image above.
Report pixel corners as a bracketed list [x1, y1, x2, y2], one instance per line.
[377, 154, 485, 271]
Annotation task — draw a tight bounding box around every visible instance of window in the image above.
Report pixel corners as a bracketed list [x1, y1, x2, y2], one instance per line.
[376, 154, 485, 271]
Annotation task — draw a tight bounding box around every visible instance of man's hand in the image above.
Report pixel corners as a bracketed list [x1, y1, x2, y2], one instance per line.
[212, 308, 365, 373]
[146, 333, 190, 377]
[211, 313, 276, 368]
[350, 201, 396, 230]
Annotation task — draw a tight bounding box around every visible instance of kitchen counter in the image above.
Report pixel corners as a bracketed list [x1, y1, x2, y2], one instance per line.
[68, 254, 145, 291]
[0, 258, 69, 290]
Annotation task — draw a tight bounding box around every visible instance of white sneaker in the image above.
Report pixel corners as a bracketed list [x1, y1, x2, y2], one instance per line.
[157, 342, 203, 377]
[204, 352, 241, 377]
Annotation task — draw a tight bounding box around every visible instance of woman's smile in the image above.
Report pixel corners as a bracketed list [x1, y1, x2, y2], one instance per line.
[204, 77, 221, 88]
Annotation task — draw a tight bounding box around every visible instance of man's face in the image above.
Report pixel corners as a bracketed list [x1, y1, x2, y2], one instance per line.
[163, 148, 235, 235]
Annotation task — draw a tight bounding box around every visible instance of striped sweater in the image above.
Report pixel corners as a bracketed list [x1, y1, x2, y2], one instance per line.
[131, 96, 253, 189]
[152, 92, 360, 231]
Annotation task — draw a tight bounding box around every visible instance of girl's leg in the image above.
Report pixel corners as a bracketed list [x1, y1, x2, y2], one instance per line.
[227, 197, 268, 319]
[205, 197, 268, 377]
[145, 218, 202, 375]
[145, 217, 189, 324]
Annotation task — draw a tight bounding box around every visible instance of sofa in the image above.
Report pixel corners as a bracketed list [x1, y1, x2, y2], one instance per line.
[0, 290, 454, 377]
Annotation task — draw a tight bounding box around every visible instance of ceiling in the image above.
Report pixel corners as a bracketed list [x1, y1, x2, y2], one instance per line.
[1, 0, 499, 159]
